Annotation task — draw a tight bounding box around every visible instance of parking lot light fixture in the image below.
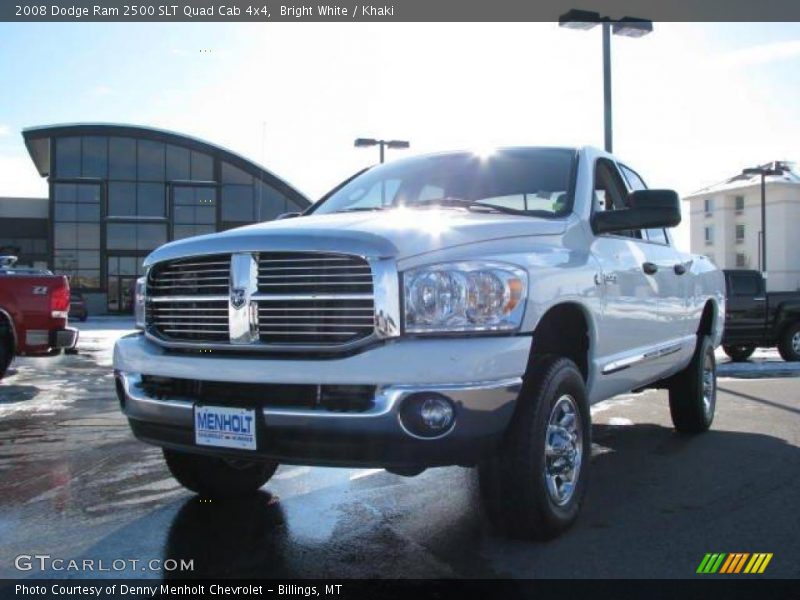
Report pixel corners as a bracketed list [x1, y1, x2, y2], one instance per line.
[558, 9, 601, 30]
[558, 9, 653, 153]
[742, 163, 787, 279]
[611, 18, 654, 38]
[354, 137, 410, 163]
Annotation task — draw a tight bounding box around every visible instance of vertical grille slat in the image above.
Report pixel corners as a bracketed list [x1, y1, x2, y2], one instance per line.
[146, 252, 376, 348]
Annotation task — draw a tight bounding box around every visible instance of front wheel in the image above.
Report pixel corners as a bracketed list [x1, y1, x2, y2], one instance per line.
[668, 335, 716, 433]
[479, 356, 590, 540]
[722, 344, 755, 362]
[777, 322, 800, 362]
[0, 332, 12, 381]
[163, 449, 278, 498]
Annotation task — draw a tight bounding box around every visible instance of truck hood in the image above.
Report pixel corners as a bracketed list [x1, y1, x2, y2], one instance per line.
[144, 209, 567, 266]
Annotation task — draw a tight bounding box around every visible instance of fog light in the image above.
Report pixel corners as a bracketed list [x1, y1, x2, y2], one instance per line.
[399, 393, 456, 439]
[420, 397, 454, 431]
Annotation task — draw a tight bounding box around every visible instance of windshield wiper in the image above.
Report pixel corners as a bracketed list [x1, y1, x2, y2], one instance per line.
[407, 197, 532, 217]
[333, 206, 388, 213]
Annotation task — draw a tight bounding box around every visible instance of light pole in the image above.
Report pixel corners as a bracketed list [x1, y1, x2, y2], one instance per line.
[354, 138, 410, 163]
[742, 163, 786, 280]
[558, 10, 653, 153]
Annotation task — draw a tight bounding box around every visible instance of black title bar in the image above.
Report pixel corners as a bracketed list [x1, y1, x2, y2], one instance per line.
[4, 0, 800, 22]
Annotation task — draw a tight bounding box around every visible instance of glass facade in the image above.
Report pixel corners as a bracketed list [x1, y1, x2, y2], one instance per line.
[0, 225, 48, 269]
[53, 182, 102, 289]
[37, 126, 309, 312]
[171, 185, 215, 240]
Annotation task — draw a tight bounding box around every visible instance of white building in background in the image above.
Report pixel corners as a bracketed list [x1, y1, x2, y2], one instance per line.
[685, 161, 800, 292]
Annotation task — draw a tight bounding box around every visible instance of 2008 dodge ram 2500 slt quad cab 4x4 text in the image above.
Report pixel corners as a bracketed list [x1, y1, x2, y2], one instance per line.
[114, 147, 725, 539]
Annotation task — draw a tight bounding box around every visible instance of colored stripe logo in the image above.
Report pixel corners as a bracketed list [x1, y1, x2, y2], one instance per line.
[697, 553, 773, 574]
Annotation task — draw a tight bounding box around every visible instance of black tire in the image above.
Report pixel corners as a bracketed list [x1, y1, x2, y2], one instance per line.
[668, 335, 716, 434]
[0, 332, 12, 381]
[479, 356, 591, 540]
[777, 322, 800, 362]
[163, 448, 278, 498]
[722, 344, 755, 362]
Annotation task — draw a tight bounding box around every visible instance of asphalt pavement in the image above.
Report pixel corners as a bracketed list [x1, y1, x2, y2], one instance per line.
[0, 319, 797, 579]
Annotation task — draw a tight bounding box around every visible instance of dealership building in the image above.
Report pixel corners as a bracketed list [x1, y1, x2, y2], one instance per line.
[0, 123, 310, 313]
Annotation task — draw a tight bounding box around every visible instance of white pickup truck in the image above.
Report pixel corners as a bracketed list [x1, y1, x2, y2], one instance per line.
[114, 146, 724, 539]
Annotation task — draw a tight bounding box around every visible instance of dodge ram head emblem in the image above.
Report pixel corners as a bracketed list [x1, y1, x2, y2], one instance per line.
[230, 287, 247, 309]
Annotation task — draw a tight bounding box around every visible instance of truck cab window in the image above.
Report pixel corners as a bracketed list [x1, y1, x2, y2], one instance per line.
[594, 159, 642, 239]
[730, 274, 760, 296]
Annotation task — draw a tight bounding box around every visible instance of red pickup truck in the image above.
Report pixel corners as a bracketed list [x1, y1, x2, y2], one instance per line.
[0, 258, 78, 380]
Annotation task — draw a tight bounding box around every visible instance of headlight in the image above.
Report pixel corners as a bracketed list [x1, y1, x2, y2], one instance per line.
[403, 261, 527, 333]
[134, 276, 146, 330]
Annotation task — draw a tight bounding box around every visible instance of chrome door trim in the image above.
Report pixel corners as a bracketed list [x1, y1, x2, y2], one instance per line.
[601, 336, 693, 375]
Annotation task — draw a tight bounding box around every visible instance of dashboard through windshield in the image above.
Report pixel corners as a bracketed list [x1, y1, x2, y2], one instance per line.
[312, 148, 576, 218]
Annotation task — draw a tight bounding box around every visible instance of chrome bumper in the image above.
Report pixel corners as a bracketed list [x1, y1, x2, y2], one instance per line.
[116, 371, 522, 468]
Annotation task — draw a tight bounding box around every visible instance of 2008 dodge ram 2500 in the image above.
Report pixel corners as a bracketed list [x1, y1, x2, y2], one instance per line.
[114, 147, 725, 539]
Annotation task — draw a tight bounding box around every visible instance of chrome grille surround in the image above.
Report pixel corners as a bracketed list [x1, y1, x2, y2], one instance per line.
[145, 251, 399, 353]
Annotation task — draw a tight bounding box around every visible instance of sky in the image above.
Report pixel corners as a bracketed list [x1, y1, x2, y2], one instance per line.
[1, 22, 799, 250]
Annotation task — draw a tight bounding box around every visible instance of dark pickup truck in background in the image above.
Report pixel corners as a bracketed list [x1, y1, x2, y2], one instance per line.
[722, 269, 800, 362]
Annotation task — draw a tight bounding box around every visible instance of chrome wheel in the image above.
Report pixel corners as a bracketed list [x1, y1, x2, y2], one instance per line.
[702, 350, 716, 417]
[792, 331, 800, 355]
[545, 394, 582, 506]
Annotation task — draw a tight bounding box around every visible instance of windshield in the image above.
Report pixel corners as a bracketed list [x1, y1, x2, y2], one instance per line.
[312, 148, 576, 217]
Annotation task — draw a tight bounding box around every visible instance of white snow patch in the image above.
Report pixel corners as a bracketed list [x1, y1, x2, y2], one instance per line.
[349, 468, 384, 481]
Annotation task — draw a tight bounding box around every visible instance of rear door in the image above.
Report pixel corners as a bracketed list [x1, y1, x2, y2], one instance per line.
[724, 271, 766, 343]
[619, 164, 692, 339]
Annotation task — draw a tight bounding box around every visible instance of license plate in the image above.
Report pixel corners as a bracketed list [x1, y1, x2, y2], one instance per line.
[195, 405, 257, 451]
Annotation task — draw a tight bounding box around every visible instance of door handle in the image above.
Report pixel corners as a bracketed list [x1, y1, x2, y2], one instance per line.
[642, 262, 658, 275]
[674, 263, 686, 275]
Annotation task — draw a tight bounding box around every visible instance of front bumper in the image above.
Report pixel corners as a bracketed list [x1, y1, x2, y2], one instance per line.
[114, 334, 529, 468]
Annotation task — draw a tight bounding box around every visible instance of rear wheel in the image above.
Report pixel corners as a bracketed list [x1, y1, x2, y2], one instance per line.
[669, 335, 716, 433]
[163, 449, 278, 498]
[777, 322, 800, 362]
[722, 344, 755, 362]
[479, 356, 590, 540]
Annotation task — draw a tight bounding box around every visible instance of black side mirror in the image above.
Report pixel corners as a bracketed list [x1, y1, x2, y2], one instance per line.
[276, 212, 302, 220]
[592, 189, 681, 235]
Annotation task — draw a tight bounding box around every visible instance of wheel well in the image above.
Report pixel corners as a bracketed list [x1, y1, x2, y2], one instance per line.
[528, 303, 589, 381]
[697, 301, 715, 337]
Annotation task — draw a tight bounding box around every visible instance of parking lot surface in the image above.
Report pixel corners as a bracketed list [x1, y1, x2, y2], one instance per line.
[0, 318, 798, 579]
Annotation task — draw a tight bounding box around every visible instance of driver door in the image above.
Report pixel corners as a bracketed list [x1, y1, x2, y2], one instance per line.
[590, 159, 666, 393]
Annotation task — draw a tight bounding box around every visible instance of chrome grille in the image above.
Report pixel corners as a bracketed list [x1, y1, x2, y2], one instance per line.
[149, 300, 229, 341]
[146, 252, 376, 348]
[148, 255, 230, 297]
[147, 255, 230, 342]
[257, 252, 374, 345]
[257, 252, 373, 295]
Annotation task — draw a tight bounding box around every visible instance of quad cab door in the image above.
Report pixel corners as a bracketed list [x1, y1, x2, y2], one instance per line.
[590, 158, 672, 397]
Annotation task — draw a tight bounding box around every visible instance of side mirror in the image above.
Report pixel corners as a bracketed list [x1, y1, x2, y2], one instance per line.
[276, 211, 302, 220]
[592, 189, 681, 235]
